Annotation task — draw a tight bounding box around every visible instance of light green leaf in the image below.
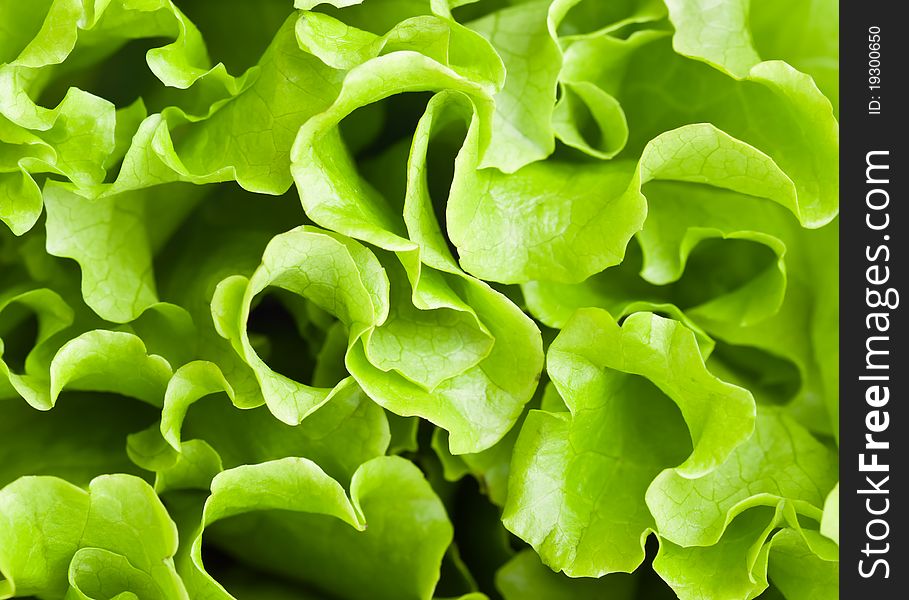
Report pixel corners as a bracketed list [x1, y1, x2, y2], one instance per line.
[466, 0, 561, 171]
[43, 181, 207, 322]
[654, 507, 778, 600]
[185, 456, 452, 600]
[505, 309, 754, 576]
[767, 529, 838, 600]
[211, 226, 387, 425]
[647, 406, 837, 548]
[159, 361, 389, 483]
[50, 330, 172, 408]
[0, 287, 74, 408]
[0, 474, 187, 599]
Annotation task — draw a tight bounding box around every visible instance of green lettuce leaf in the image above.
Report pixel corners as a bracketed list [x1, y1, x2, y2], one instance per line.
[0, 0, 839, 597]
[504, 309, 754, 576]
[182, 456, 452, 600]
[0, 474, 187, 599]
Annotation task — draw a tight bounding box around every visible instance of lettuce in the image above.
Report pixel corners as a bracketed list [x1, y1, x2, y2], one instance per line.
[1, 0, 838, 598]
